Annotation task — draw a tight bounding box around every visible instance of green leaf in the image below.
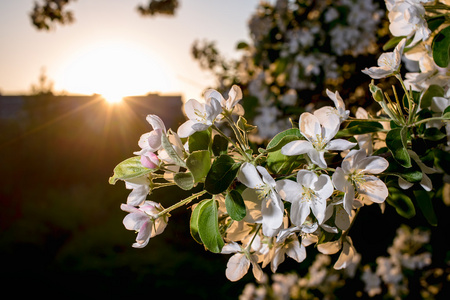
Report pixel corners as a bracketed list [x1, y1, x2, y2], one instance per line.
[386, 156, 423, 183]
[432, 26, 450, 68]
[266, 149, 302, 175]
[109, 156, 154, 184]
[225, 190, 246, 221]
[336, 121, 384, 138]
[190, 199, 211, 244]
[189, 130, 211, 152]
[427, 16, 446, 32]
[266, 128, 302, 152]
[434, 148, 450, 174]
[186, 150, 211, 183]
[205, 155, 241, 194]
[161, 132, 187, 168]
[197, 199, 224, 253]
[174, 172, 194, 190]
[414, 190, 437, 226]
[420, 85, 445, 109]
[387, 187, 416, 219]
[386, 127, 411, 168]
[423, 127, 446, 141]
[211, 134, 229, 156]
[383, 36, 406, 51]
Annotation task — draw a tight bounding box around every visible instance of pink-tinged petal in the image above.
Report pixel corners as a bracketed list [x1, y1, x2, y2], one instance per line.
[184, 99, 205, 122]
[238, 163, 264, 189]
[177, 120, 197, 138]
[147, 129, 163, 150]
[122, 212, 148, 231]
[226, 253, 250, 282]
[300, 112, 321, 142]
[281, 140, 314, 156]
[140, 152, 159, 169]
[334, 237, 356, 270]
[135, 220, 152, 244]
[146, 114, 166, 132]
[276, 179, 302, 203]
[326, 139, 357, 151]
[358, 176, 389, 203]
[120, 203, 140, 214]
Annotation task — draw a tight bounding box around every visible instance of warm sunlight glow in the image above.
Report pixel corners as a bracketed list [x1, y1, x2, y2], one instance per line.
[59, 40, 173, 98]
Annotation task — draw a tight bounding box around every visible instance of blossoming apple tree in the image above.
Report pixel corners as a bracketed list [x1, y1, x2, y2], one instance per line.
[109, 0, 450, 295]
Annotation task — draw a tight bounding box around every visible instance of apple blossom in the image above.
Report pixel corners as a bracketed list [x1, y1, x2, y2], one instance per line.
[204, 84, 244, 115]
[362, 38, 406, 79]
[281, 111, 356, 168]
[332, 149, 389, 215]
[134, 114, 166, 156]
[120, 201, 168, 248]
[124, 176, 150, 206]
[221, 241, 264, 282]
[237, 163, 284, 236]
[386, 0, 431, 46]
[177, 95, 222, 138]
[313, 89, 350, 123]
[276, 169, 333, 226]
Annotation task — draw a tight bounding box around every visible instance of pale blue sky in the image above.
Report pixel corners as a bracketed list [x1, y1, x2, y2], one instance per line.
[0, 0, 264, 101]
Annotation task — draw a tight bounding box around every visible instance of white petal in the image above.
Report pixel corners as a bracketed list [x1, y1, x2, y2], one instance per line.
[146, 114, 166, 132]
[261, 192, 284, 232]
[357, 156, 389, 174]
[257, 166, 276, 188]
[398, 177, 414, 190]
[281, 140, 313, 156]
[184, 99, 205, 122]
[300, 112, 321, 142]
[358, 176, 389, 203]
[308, 149, 327, 168]
[334, 237, 356, 270]
[319, 113, 340, 143]
[287, 239, 306, 263]
[276, 179, 302, 203]
[420, 173, 433, 192]
[177, 119, 197, 138]
[226, 253, 250, 282]
[290, 200, 310, 226]
[361, 66, 392, 79]
[221, 242, 242, 254]
[326, 139, 357, 151]
[237, 163, 264, 189]
[317, 240, 342, 255]
[315, 174, 334, 200]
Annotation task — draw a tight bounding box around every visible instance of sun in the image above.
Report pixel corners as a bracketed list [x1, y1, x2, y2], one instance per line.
[58, 40, 173, 101]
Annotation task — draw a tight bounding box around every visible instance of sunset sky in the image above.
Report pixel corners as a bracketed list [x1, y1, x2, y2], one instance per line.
[0, 0, 264, 102]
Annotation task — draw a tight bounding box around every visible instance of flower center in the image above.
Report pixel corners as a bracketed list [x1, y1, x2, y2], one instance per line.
[256, 184, 272, 200]
[349, 172, 365, 189]
[301, 186, 317, 203]
[194, 108, 207, 123]
[312, 133, 326, 151]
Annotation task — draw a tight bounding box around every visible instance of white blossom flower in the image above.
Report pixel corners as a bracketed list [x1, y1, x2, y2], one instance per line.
[124, 176, 150, 206]
[177, 95, 222, 138]
[362, 38, 406, 79]
[204, 85, 244, 115]
[120, 201, 168, 248]
[387, 0, 431, 45]
[332, 149, 389, 215]
[314, 89, 350, 123]
[238, 163, 284, 236]
[134, 114, 166, 155]
[221, 241, 264, 282]
[140, 151, 160, 169]
[276, 170, 333, 226]
[270, 232, 306, 273]
[281, 111, 356, 168]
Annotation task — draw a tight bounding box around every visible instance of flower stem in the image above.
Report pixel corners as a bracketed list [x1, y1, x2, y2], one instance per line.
[156, 190, 207, 218]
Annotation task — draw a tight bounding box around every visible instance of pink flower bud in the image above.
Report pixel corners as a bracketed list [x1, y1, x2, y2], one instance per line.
[141, 152, 159, 169]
